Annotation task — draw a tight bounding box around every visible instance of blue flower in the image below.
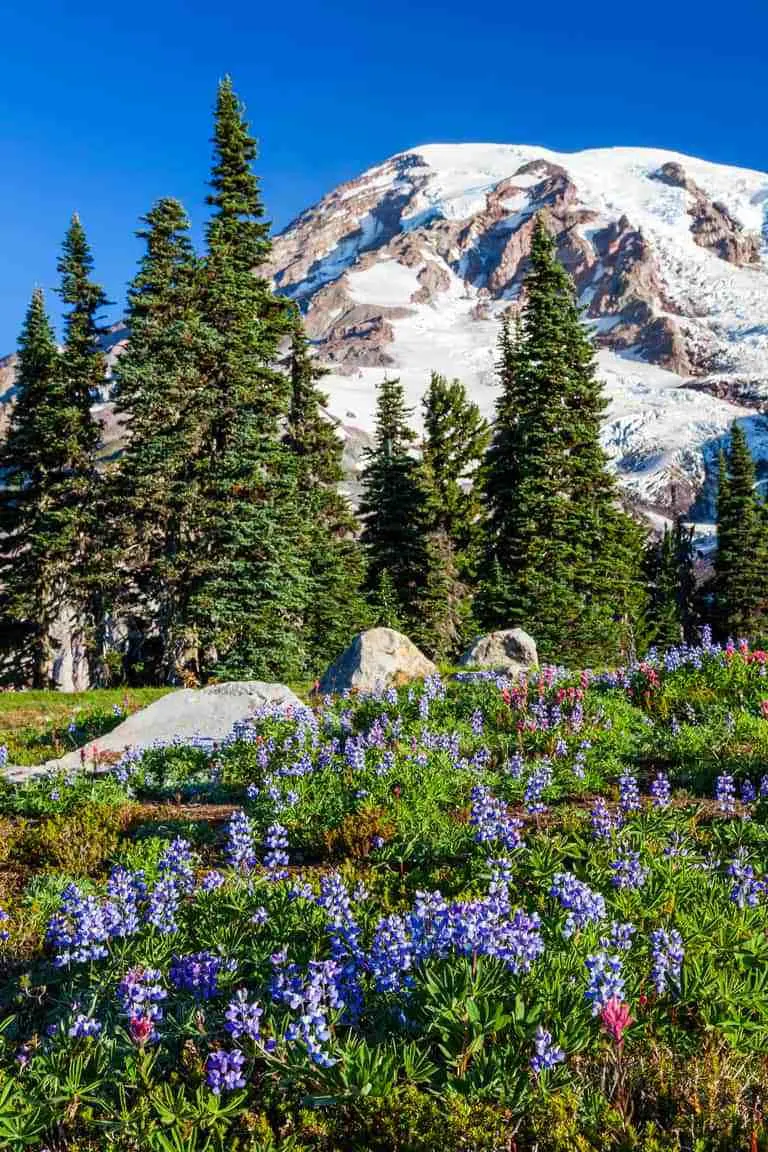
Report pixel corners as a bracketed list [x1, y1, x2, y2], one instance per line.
[530, 1024, 565, 1073]
[206, 1048, 246, 1095]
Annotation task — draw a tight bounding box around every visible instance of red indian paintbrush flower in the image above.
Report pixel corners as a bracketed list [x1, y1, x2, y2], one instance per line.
[600, 998, 633, 1047]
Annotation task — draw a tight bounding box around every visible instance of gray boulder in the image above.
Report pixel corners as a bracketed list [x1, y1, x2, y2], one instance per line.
[319, 628, 437, 695]
[459, 629, 538, 675]
[4, 681, 303, 782]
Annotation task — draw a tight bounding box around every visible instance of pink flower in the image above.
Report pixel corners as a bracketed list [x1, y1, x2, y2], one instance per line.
[600, 998, 633, 1047]
[760, 699, 768, 719]
[128, 1014, 154, 1045]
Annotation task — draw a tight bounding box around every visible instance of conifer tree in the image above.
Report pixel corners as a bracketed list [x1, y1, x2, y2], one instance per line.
[714, 423, 768, 638]
[360, 376, 425, 625]
[190, 77, 308, 680]
[0, 290, 85, 685]
[111, 198, 208, 680]
[284, 314, 369, 665]
[56, 214, 110, 677]
[479, 215, 645, 664]
[644, 518, 696, 648]
[415, 373, 490, 659]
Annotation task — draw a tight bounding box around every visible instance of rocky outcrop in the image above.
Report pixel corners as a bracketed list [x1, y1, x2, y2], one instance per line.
[4, 681, 305, 781]
[319, 628, 436, 695]
[651, 161, 761, 266]
[458, 629, 538, 675]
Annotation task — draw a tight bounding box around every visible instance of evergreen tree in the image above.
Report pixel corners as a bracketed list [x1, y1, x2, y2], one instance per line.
[415, 373, 490, 659]
[190, 77, 308, 680]
[111, 198, 208, 681]
[56, 214, 110, 677]
[284, 314, 369, 666]
[360, 376, 425, 625]
[714, 423, 768, 638]
[0, 290, 86, 685]
[478, 215, 645, 664]
[644, 518, 697, 648]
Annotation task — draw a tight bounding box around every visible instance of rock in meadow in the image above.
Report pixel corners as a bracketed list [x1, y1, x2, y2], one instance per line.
[458, 629, 538, 675]
[319, 628, 437, 695]
[7, 681, 303, 781]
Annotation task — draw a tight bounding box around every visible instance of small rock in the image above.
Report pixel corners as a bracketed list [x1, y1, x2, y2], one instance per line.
[319, 628, 437, 695]
[459, 629, 538, 674]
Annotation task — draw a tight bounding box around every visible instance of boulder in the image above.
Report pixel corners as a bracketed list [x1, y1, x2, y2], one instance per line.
[3, 681, 304, 783]
[319, 628, 437, 695]
[458, 629, 538, 675]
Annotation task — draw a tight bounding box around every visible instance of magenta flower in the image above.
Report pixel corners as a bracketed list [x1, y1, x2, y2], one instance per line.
[600, 998, 633, 1047]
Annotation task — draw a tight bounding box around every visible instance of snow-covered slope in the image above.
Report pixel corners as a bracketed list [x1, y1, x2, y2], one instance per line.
[269, 143, 768, 516]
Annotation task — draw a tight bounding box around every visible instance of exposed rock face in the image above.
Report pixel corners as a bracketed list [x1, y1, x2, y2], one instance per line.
[459, 629, 538, 675]
[651, 161, 761, 266]
[319, 628, 436, 695]
[3, 681, 305, 781]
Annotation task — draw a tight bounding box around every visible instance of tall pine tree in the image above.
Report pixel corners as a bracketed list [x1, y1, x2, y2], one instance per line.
[190, 77, 308, 680]
[0, 290, 88, 685]
[479, 215, 644, 664]
[56, 215, 110, 678]
[360, 376, 426, 626]
[111, 198, 209, 681]
[643, 518, 697, 648]
[284, 313, 369, 666]
[714, 423, 768, 639]
[415, 373, 490, 659]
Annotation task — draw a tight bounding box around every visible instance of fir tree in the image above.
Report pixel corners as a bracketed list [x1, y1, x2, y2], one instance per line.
[359, 376, 425, 625]
[415, 373, 490, 659]
[714, 423, 768, 638]
[56, 214, 110, 677]
[644, 518, 697, 648]
[190, 77, 308, 680]
[479, 215, 645, 664]
[0, 290, 85, 685]
[284, 314, 369, 666]
[111, 198, 208, 681]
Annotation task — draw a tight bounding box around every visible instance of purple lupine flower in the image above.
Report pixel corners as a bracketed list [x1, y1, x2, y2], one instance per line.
[550, 873, 606, 938]
[225, 989, 263, 1041]
[263, 824, 289, 880]
[245, 783, 259, 801]
[727, 850, 764, 909]
[663, 831, 690, 859]
[199, 870, 225, 893]
[590, 797, 620, 841]
[605, 921, 635, 952]
[206, 1048, 246, 1095]
[46, 884, 108, 967]
[470, 709, 484, 737]
[554, 737, 568, 758]
[68, 1013, 101, 1039]
[618, 773, 641, 815]
[469, 785, 523, 852]
[507, 752, 524, 779]
[169, 951, 223, 1000]
[0, 746, 7, 769]
[158, 838, 195, 892]
[610, 849, 648, 891]
[226, 810, 256, 872]
[270, 951, 342, 1067]
[741, 778, 757, 805]
[649, 928, 684, 996]
[530, 1024, 565, 1074]
[146, 875, 181, 934]
[103, 867, 145, 938]
[0, 907, 9, 943]
[585, 951, 625, 1014]
[649, 773, 671, 808]
[117, 967, 167, 1025]
[250, 905, 269, 927]
[525, 760, 552, 816]
[715, 774, 736, 814]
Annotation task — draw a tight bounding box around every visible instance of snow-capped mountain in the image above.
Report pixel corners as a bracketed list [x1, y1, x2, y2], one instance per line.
[268, 143, 768, 520]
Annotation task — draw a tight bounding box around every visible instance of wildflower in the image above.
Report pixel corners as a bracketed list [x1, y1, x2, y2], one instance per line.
[250, 906, 269, 927]
[649, 773, 671, 807]
[226, 810, 256, 872]
[650, 928, 684, 996]
[245, 783, 259, 801]
[618, 773, 641, 814]
[199, 870, 225, 892]
[225, 989, 263, 1042]
[46, 884, 108, 967]
[530, 1024, 565, 1074]
[469, 785, 523, 852]
[590, 797, 619, 840]
[68, 1013, 101, 1039]
[158, 838, 195, 892]
[117, 967, 166, 1035]
[550, 873, 606, 937]
[146, 875, 181, 934]
[585, 951, 625, 1014]
[206, 1048, 246, 1095]
[103, 867, 145, 938]
[170, 951, 223, 1000]
[610, 849, 648, 890]
[715, 774, 736, 814]
[600, 998, 633, 1047]
[741, 778, 757, 805]
[128, 1014, 155, 1046]
[525, 760, 552, 816]
[0, 907, 9, 943]
[263, 823, 289, 880]
[727, 851, 764, 909]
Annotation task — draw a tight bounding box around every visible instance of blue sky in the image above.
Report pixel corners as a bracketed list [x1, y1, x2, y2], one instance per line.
[1, 0, 766, 350]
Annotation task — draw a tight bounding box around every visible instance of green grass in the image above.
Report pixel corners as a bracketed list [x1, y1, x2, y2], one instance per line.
[0, 687, 171, 765]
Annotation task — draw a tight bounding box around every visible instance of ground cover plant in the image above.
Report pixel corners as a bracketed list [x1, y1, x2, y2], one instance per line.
[2, 633, 768, 1149]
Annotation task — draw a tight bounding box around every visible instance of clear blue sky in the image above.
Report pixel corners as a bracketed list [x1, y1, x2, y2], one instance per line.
[1, 0, 766, 350]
